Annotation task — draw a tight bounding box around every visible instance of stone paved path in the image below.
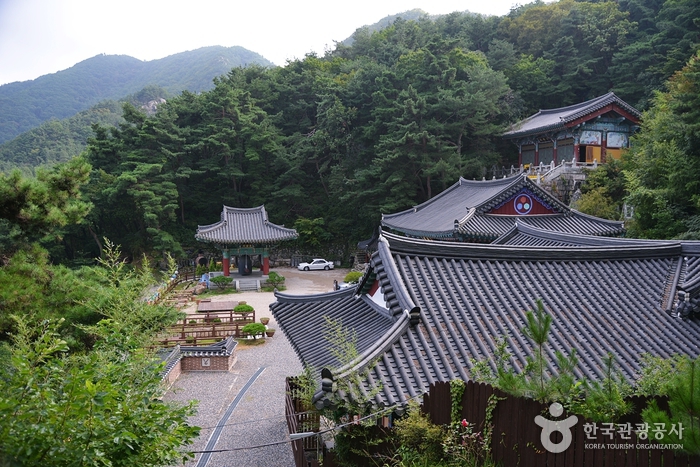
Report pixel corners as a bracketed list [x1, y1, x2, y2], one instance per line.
[164, 267, 349, 467]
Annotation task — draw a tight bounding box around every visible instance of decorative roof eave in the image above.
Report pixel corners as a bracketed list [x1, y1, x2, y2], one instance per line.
[271, 287, 397, 377]
[380, 177, 466, 222]
[503, 93, 642, 139]
[382, 227, 456, 239]
[568, 208, 626, 233]
[195, 205, 298, 245]
[564, 103, 641, 129]
[382, 231, 682, 262]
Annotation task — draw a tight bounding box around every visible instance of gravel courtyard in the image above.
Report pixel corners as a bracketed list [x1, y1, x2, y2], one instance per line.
[164, 267, 349, 467]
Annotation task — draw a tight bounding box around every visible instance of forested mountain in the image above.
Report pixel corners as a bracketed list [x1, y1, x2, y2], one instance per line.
[0, 86, 169, 174]
[0, 101, 123, 174]
[0, 45, 273, 145]
[1, 0, 698, 265]
[341, 9, 435, 46]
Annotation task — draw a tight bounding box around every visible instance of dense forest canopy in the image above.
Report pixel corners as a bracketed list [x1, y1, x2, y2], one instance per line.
[0, 0, 698, 263]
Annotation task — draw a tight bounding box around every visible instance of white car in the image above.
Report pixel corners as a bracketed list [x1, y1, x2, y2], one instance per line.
[297, 258, 335, 271]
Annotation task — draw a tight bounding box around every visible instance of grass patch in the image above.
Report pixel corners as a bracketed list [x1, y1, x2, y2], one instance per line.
[236, 338, 267, 347]
[196, 288, 240, 298]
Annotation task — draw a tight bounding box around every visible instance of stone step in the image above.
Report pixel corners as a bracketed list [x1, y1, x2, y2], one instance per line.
[237, 280, 260, 292]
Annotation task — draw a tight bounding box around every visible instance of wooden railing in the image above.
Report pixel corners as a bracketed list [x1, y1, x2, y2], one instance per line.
[286, 378, 321, 467]
[158, 311, 256, 347]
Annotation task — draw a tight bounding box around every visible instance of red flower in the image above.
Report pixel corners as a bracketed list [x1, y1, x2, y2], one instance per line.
[461, 419, 468, 427]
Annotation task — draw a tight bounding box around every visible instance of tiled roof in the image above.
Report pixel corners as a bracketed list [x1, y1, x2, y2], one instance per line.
[272, 231, 700, 410]
[459, 211, 625, 241]
[493, 222, 661, 247]
[381, 175, 624, 239]
[195, 205, 298, 245]
[270, 288, 397, 372]
[180, 336, 238, 357]
[503, 92, 641, 138]
[381, 176, 520, 237]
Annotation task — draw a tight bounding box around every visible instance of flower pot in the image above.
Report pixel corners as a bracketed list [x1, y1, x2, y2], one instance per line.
[265, 329, 276, 338]
[260, 317, 270, 325]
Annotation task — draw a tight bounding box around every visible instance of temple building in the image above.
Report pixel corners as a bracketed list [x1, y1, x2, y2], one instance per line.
[195, 205, 297, 276]
[503, 92, 641, 167]
[272, 230, 700, 411]
[381, 174, 624, 243]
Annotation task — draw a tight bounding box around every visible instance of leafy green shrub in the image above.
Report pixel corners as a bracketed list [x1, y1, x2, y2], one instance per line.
[241, 322, 266, 339]
[394, 402, 445, 463]
[266, 271, 285, 288]
[234, 304, 254, 314]
[344, 271, 363, 284]
[209, 275, 233, 288]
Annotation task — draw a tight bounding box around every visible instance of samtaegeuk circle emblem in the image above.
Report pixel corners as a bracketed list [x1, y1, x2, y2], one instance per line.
[514, 194, 533, 215]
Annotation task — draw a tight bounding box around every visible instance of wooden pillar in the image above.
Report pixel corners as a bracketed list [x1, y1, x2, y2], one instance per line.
[601, 131, 607, 164]
[518, 144, 522, 167]
[553, 140, 558, 165]
[262, 256, 270, 275]
[222, 249, 230, 277]
[534, 141, 539, 166]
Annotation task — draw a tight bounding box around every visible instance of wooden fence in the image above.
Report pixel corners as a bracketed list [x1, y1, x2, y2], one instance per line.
[286, 378, 700, 467]
[424, 381, 700, 467]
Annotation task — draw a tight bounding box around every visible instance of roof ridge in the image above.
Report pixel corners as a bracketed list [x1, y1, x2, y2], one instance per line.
[274, 286, 355, 303]
[568, 208, 626, 227]
[382, 175, 521, 221]
[377, 234, 418, 313]
[382, 230, 683, 261]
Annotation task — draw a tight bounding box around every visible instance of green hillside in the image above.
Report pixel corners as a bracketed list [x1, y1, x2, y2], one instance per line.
[0, 85, 170, 174]
[340, 9, 436, 46]
[0, 46, 273, 145]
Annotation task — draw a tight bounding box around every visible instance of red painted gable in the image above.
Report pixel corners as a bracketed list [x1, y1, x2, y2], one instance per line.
[488, 190, 557, 215]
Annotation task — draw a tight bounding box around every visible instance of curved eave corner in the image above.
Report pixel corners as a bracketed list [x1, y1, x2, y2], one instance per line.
[314, 234, 422, 409]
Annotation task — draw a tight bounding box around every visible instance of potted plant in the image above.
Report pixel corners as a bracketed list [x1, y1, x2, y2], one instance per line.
[241, 322, 266, 339]
[260, 317, 270, 325]
[265, 328, 276, 338]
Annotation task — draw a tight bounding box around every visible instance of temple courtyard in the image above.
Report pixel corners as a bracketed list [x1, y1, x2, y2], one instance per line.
[164, 266, 348, 467]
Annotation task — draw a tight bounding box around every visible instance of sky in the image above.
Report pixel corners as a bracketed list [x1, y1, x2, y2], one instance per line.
[0, 0, 524, 86]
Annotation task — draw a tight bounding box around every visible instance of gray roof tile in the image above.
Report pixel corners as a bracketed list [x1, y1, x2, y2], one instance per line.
[195, 205, 298, 245]
[273, 230, 700, 409]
